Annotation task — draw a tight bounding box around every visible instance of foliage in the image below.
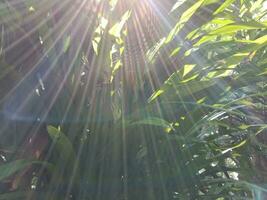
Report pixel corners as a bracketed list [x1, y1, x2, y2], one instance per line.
[0, 0, 267, 199]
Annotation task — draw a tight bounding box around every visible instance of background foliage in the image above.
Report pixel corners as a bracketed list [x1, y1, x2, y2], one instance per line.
[0, 0, 267, 199]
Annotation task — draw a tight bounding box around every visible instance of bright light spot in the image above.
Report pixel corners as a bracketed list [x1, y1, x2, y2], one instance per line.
[29, 6, 35, 12]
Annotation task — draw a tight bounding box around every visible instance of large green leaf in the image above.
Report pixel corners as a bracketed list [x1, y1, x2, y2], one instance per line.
[165, 0, 206, 43]
[47, 125, 76, 164]
[209, 21, 267, 35]
[0, 159, 52, 181]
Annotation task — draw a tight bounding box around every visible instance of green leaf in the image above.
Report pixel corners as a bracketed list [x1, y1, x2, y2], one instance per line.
[0, 191, 28, 200]
[92, 39, 99, 55]
[47, 126, 75, 164]
[149, 79, 216, 103]
[214, 0, 236, 15]
[0, 159, 50, 181]
[109, 10, 131, 38]
[209, 21, 267, 35]
[109, 0, 119, 10]
[170, 0, 187, 13]
[165, 0, 205, 43]
[63, 35, 71, 53]
[0, 160, 31, 181]
[110, 60, 122, 82]
[130, 117, 173, 130]
[148, 89, 164, 102]
[183, 64, 196, 77]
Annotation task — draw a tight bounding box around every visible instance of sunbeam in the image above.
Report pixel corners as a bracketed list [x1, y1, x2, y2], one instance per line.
[0, 0, 266, 199]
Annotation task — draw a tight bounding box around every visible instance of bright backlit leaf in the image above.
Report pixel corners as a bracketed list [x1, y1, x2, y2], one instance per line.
[109, 10, 131, 38]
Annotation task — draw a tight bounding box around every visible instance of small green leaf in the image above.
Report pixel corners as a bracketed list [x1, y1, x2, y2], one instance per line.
[239, 124, 250, 130]
[92, 40, 99, 55]
[183, 64, 196, 77]
[170, 0, 187, 13]
[63, 35, 71, 53]
[214, 0, 236, 15]
[130, 117, 173, 130]
[109, 10, 131, 38]
[148, 89, 164, 102]
[109, 0, 119, 10]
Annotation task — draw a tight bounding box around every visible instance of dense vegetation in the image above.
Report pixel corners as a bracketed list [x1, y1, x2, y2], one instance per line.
[0, 0, 267, 199]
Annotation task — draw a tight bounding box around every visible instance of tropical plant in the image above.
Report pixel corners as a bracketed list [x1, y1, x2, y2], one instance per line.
[0, 0, 267, 199]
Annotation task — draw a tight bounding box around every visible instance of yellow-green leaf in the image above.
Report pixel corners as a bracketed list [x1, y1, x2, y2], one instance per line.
[165, 0, 205, 43]
[109, 10, 131, 38]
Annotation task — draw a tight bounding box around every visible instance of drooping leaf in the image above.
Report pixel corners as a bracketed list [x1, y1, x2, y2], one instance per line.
[209, 21, 267, 35]
[109, 10, 131, 38]
[170, 0, 188, 13]
[214, 0, 236, 15]
[130, 117, 173, 130]
[0, 159, 52, 181]
[47, 125, 75, 164]
[165, 0, 205, 43]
